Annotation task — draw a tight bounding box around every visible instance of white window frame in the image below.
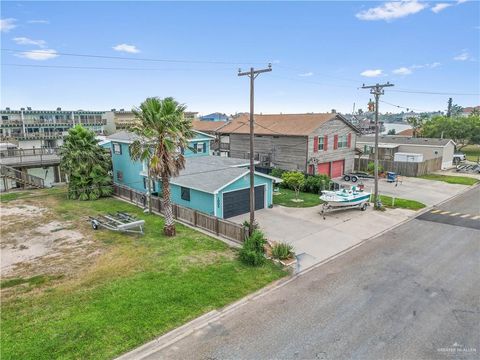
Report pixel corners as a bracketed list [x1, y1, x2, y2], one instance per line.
[338, 135, 348, 149]
[318, 136, 324, 151]
[195, 142, 204, 153]
[112, 142, 122, 155]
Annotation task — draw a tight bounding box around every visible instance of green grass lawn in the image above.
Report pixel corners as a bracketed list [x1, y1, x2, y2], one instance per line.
[419, 174, 479, 186]
[1, 189, 287, 360]
[462, 145, 480, 162]
[378, 195, 426, 210]
[273, 188, 323, 208]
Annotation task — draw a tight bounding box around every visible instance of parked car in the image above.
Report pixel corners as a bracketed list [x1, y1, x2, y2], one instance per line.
[343, 171, 374, 182]
[453, 153, 466, 164]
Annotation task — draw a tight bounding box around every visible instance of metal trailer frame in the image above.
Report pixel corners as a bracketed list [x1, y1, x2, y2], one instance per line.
[89, 212, 145, 235]
[320, 201, 369, 220]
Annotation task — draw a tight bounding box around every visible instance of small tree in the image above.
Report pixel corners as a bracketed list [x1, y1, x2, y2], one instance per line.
[60, 125, 112, 200]
[387, 129, 396, 135]
[281, 171, 305, 201]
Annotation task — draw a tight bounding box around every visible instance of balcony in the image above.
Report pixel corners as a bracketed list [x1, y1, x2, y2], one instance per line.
[1, 119, 107, 128]
[0, 147, 61, 167]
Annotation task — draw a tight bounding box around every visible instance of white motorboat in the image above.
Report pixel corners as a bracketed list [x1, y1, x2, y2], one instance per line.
[320, 188, 371, 207]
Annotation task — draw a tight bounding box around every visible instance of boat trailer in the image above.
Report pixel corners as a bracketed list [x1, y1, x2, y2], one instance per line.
[320, 201, 369, 220]
[89, 212, 145, 235]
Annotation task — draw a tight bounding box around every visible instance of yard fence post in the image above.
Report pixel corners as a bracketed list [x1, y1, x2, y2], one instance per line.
[215, 218, 219, 235]
[193, 210, 197, 226]
[129, 189, 133, 202]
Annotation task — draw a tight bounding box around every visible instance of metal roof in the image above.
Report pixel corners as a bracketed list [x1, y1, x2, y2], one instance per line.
[357, 135, 454, 147]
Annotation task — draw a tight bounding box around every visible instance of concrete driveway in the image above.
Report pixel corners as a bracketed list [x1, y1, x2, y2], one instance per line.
[231, 177, 469, 271]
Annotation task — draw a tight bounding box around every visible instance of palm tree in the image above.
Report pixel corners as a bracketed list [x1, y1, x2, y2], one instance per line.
[60, 125, 112, 200]
[129, 97, 193, 236]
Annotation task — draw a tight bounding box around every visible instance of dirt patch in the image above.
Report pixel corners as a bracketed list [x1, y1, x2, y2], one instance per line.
[1, 201, 103, 281]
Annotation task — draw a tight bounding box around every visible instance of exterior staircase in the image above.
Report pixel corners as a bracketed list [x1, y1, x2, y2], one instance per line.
[0, 165, 45, 189]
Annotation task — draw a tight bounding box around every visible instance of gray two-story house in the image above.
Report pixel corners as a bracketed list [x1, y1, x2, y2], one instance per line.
[218, 113, 360, 178]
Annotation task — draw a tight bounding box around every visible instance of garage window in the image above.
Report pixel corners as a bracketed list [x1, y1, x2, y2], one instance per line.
[181, 187, 190, 201]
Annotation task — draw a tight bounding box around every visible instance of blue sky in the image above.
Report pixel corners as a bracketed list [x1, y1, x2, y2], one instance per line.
[1, 1, 479, 115]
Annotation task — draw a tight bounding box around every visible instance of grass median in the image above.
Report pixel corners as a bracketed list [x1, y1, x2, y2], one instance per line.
[1, 188, 287, 360]
[273, 188, 323, 208]
[378, 195, 426, 210]
[419, 174, 479, 186]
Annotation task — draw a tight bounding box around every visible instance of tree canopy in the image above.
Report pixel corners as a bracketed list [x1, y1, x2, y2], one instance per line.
[60, 125, 112, 200]
[421, 114, 480, 149]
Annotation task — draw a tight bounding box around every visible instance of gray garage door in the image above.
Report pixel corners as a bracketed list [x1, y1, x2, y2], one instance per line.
[223, 186, 265, 219]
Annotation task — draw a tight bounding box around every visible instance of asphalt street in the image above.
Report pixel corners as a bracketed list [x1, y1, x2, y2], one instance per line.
[145, 186, 480, 360]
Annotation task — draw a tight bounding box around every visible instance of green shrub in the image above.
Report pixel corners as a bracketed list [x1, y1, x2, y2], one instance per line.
[367, 161, 384, 174]
[239, 230, 267, 266]
[270, 168, 286, 178]
[304, 174, 330, 194]
[271, 242, 294, 260]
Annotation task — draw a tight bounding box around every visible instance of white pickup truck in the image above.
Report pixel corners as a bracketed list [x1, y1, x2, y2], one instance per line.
[453, 153, 466, 164]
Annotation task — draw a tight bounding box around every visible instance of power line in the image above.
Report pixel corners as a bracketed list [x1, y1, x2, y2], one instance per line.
[379, 100, 436, 113]
[1, 63, 234, 71]
[390, 89, 479, 96]
[1, 48, 266, 65]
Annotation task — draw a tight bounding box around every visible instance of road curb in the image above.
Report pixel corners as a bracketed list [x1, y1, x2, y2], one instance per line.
[115, 183, 479, 359]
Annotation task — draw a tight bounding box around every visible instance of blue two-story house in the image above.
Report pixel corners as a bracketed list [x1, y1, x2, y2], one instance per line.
[106, 130, 280, 219]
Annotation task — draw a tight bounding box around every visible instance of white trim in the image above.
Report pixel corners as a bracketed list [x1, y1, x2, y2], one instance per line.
[213, 170, 250, 194]
[192, 129, 216, 139]
[191, 137, 213, 142]
[213, 193, 217, 216]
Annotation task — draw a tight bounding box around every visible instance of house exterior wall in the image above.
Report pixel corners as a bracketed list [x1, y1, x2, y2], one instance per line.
[307, 118, 357, 175]
[215, 173, 274, 218]
[110, 142, 144, 192]
[229, 134, 307, 171]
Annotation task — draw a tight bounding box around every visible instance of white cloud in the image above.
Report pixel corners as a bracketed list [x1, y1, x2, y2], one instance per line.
[13, 37, 47, 48]
[112, 43, 140, 54]
[393, 67, 412, 75]
[356, 1, 427, 21]
[428, 62, 441, 68]
[27, 19, 49, 24]
[360, 69, 384, 77]
[431, 3, 452, 13]
[457, 0, 468, 4]
[15, 49, 59, 61]
[1, 18, 17, 32]
[453, 50, 471, 61]
[298, 72, 314, 77]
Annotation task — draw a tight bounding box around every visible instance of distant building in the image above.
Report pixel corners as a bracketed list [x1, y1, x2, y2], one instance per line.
[191, 120, 229, 157]
[103, 110, 199, 133]
[200, 112, 229, 122]
[462, 106, 480, 117]
[0, 107, 106, 149]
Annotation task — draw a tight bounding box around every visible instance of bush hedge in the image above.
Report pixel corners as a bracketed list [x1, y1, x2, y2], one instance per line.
[239, 230, 267, 266]
[271, 168, 330, 195]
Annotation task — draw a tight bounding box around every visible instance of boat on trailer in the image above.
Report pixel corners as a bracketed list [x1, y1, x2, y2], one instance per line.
[320, 186, 371, 218]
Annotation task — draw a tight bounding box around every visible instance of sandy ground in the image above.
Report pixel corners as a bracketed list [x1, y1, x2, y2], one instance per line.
[1, 200, 99, 279]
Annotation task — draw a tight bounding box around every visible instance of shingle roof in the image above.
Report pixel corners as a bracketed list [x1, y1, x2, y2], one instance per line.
[219, 113, 348, 136]
[191, 120, 228, 133]
[107, 130, 140, 143]
[396, 128, 415, 136]
[357, 135, 454, 146]
[171, 156, 259, 193]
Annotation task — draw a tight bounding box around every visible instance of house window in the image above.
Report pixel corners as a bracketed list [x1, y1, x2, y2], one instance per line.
[112, 142, 122, 155]
[181, 187, 190, 201]
[117, 171, 123, 182]
[338, 135, 348, 148]
[143, 178, 156, 192]
[318, 136, 324, 151]
[195, 142, 204, 153]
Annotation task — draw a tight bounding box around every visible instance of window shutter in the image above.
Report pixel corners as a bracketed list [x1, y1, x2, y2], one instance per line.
[313, 136, 318, 153]
[347, 133, 352, 148]
[324, 135, 328, 151]
[203, 143, 207, 153]
[333, 135, 338, 150]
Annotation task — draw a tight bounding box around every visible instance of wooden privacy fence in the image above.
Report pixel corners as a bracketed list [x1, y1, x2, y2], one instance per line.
[355, 157, 442, 177]
[113, 184, 246, 244]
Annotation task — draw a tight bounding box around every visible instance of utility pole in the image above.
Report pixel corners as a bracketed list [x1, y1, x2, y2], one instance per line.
[238, 64, 272, 235]
[361, 82, 394, 209]
[447, 97, 452, 117]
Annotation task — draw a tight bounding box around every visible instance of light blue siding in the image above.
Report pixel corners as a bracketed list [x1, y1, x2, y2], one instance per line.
[170, 183, 215, 215]
[111, 142, 144, 192]
[215, 173, 274, 218]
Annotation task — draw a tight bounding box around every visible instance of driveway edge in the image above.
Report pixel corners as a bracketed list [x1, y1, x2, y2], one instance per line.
[116, 183, 479, 360]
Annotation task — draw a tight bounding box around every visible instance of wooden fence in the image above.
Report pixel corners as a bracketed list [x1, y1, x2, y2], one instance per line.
[113, 184, 246, 244]
[355, 157, 443, 177]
